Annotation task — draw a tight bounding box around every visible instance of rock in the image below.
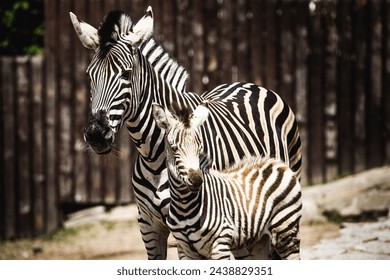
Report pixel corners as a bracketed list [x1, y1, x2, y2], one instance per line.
[32, 244, 43, 255]
[301, 166, 390, 224]
[302, 216, 390, 259]
[64, 206, 106, 228]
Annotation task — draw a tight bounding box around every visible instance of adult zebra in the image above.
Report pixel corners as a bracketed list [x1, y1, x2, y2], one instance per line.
[69, 7, 302, 259]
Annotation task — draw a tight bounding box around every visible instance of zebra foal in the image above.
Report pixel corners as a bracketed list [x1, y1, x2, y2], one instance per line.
[152, 103, 302, 260]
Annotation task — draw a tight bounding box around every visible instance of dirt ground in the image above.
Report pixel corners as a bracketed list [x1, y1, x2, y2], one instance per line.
[0, 205, 339, 260]
[2, 166, 389, 260]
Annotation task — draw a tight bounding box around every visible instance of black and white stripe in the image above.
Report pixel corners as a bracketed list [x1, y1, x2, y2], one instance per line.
[152, 103, 302, 260]
[70, 7, 302, 260]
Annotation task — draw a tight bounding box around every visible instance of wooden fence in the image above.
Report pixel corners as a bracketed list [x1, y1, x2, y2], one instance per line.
[1, 0, 390, 239]
[0, 55, 136, 239]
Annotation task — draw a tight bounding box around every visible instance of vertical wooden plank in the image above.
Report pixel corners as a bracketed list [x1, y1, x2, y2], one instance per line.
[323, 0, 339, 182]
[235, 0, 250, 83]
[161, 0, 176, 55]
[263, 1, 278, 91]
[1, 57, 17, 239]
[219, 1, 234, 86]
[104, 0, 119, 12]
[384, 0, 390, 165]
[103, 156, 118, 205]
[308, 2, 325, 184]
[353, 0, 368, 173]
[44, 0, 60, 232]
[192, 1, 205, 94]
[0, 58, 4, 239]
[274, 1, 283, 95]
[204, 0, 220, 88]
[72, 0, 90, 204]
[322, 0, 336, 182]
[58, 0, 75, 203]
[176, 0, 192, 79]
[279, 1, 296, 110]
[250, 0, 264, 86]
[366, 0, 383, 168]
[230, 0, 238, 83]
[16, 56, 33, 237]
[259, 1, 270, 86]
[31, 56, 45, 236]
[294, 2, 309, 185]
[0, 58, 2, 239]
[118, 0, 131, 13]
[0, 59, 3, 239]
[337, 1, 354, 177]
[132, 0, 149, 24]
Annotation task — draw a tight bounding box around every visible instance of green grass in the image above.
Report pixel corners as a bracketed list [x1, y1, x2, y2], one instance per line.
[43, 224, 93, 242]
[323, 210, 344, 225]
[100, 220, 116, 231]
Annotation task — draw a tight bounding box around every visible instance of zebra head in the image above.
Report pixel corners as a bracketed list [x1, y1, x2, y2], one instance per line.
[69, 7, 153, 154]
[152, 102, 210, 192]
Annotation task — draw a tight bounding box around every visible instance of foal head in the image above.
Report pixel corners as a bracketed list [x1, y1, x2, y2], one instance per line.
[152, 102, 209, 192]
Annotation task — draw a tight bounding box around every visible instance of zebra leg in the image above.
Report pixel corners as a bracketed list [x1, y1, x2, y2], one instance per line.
[232, 247, 251, 260]
[248, 235, 274, 260]
[271, 223, 301, 260]
[176, 243, 202, 260]
[209, 240, 233, 260]
[138, 214, 170, 260]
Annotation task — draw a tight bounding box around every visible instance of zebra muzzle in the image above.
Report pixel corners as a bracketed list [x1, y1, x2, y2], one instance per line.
[187, 168, 203, 192]
[84, 110, 114, 155]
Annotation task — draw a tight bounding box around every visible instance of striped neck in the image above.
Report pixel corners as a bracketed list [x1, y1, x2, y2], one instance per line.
[126, 39, 202, 165]
[167, 170, 202, 209]
[140, 38, 189, 94]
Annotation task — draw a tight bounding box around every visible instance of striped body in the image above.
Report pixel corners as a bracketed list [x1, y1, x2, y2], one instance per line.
[70, 7, 302, 259]
[169, 156, 302, 260]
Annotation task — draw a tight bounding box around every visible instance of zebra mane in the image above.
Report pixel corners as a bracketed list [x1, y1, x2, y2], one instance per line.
[98, 10, 133, 56]
[221, 156, 284, 174]
[140, 38, 189, 93]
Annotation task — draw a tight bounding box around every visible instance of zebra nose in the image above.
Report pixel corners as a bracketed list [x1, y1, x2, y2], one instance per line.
[187, 168, 203, 191]
[84, 110, 113, 154]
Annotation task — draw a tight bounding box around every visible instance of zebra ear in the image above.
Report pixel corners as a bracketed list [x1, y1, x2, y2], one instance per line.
[69, 12, 99, 51]
[190, 102, 210, 129]
[152, 103, 173, 131]
[124, 6, 154, 48]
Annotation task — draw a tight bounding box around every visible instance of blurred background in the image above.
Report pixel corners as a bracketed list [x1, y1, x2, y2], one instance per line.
[1, 0, 389, 241]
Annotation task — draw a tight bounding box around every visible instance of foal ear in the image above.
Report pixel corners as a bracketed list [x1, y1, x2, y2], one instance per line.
[190, 101, 210, 129]
[152, 103, 174, 131]
[69, 12, 99, 51]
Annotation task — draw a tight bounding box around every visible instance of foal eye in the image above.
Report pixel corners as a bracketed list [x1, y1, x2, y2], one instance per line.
[171, 144, 178, 152]
[121, 69, 132, 81]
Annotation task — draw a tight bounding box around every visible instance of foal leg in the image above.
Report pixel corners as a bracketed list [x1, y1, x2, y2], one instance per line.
[271, 223, 301, 260]
[248, 235, 273, 260]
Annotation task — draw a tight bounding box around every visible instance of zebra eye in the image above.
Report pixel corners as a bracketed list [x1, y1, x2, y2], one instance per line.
[170, 144, 178, 152]
[121, 69, 132, 81]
